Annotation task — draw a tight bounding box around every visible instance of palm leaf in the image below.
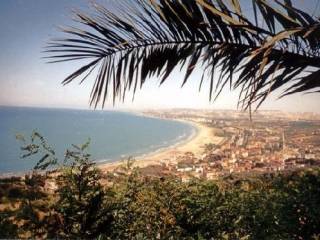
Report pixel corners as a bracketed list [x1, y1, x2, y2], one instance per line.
[46, 0, 320, 109]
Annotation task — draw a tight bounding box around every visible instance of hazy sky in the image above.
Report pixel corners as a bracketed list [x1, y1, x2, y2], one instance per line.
[0, 0, 319, 112]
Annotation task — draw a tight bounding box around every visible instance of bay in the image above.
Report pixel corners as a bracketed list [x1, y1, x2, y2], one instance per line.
[0, 106, 194, 173]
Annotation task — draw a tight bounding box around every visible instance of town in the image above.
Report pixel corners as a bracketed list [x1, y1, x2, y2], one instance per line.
[117, 109, 320, 181]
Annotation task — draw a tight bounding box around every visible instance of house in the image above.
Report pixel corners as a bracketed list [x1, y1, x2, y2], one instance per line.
[176, 158, 195, 172]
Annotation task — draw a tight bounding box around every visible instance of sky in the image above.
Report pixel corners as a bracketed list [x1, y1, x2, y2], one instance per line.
[0, 0, 319, 113]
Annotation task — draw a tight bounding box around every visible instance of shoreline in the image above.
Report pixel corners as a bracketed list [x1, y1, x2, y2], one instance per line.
[0, 116, 197, 178]
[98, 119, 198, 171]
[99, 118, 223, 172]
[0, 115, 223, 177]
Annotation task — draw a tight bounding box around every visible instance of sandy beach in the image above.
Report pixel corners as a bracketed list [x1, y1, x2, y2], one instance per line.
[0, 117, 223, 178]
[99, 120, 224, 172]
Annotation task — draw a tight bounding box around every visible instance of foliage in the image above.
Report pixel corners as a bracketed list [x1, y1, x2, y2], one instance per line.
[54, 140, 113, 238]
[1, 133, 320, 239]
[16, 131, 57, 170]
[7, 133, 114, 238]
[46, 0, 320, 109]
[0, 210, 18, 238]
[2, 167, 320, 239]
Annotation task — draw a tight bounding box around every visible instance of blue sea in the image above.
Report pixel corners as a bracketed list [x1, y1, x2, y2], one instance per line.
[0, 106, 194, 173]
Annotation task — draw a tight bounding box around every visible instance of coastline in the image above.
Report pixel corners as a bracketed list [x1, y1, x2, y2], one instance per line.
[0, 113, 223, 177]
[99, 119, 224, 172]
[0, 119, 198, 178]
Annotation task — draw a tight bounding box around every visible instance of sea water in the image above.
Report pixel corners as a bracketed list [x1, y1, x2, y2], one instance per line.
[0, 106, 194, 173]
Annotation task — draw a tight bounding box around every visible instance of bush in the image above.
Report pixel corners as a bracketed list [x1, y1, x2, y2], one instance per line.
[108, 168, 320, 239]
[1, 132, 319, 239]
[8, 187, 24, 199]
[1, 166, 320, 239]
[0, 211, 18, 238]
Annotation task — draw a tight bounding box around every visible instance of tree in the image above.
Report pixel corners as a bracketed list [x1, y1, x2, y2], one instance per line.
[55, 140, 114, 238]
[14, 133, 114, 238]
[46, 0, 320, 110]
[0, 211, 18, 238]
[15, 131, 58, 238]
[3, 131, 320, 238]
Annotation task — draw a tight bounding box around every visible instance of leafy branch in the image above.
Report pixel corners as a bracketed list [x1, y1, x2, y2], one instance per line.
[45, 0, 320, 109]
[16, 131, 58, 171]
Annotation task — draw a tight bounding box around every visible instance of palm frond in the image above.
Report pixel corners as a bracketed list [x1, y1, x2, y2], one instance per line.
[45, 0, 320, 109]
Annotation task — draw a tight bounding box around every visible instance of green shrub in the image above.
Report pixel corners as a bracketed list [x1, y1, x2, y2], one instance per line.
[0, 211, 18, 238]
[1, 132, 319, 239]
[8, 187, 24, 199]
